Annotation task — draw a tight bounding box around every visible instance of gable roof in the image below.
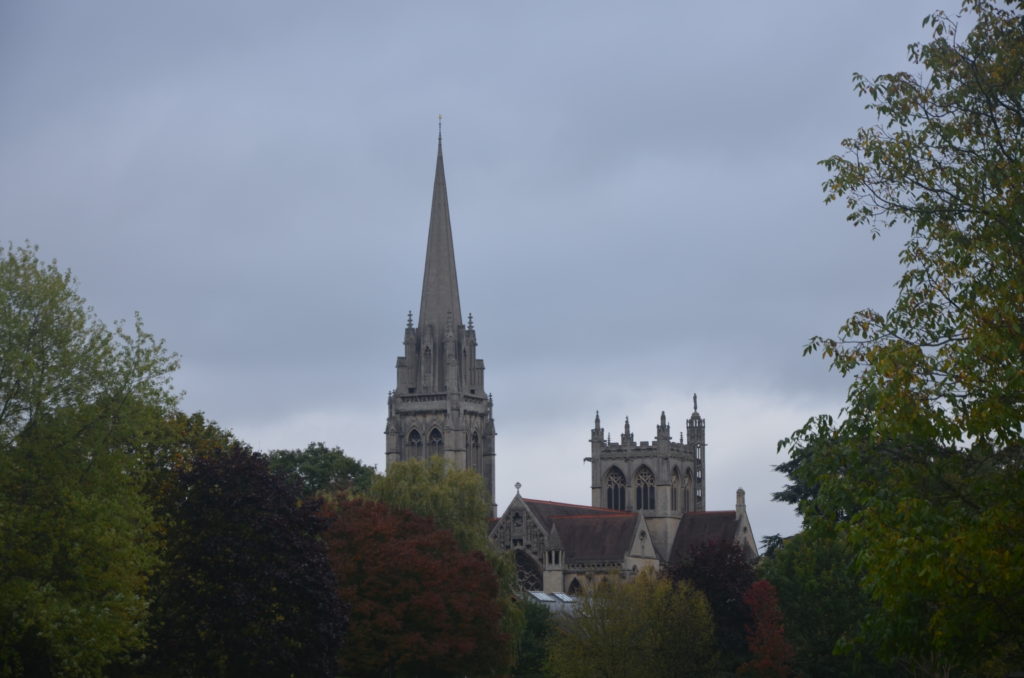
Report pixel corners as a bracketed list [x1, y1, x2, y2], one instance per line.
[668, 510, 741, 564]
[520, 498, 628, 533]
[551, 513, 639, 564]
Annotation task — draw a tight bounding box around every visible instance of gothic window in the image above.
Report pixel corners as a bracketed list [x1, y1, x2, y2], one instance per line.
[470, 431, 481, 471]
[606, 468, 626, 510]
[635, 466, 655, 510]
[428, 428, 443, 457]
[514, 551, 543, 591]
[568, 578, 582, 595]
[671, 468, 680, 512]
[407, 430, 423, 459]
[684, 469, 693, 513]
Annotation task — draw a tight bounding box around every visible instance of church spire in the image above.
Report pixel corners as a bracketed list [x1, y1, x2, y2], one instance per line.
[418, 127, 462, 332]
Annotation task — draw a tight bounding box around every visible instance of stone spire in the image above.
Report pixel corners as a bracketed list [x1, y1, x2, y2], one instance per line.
[418, 132, 462, 332]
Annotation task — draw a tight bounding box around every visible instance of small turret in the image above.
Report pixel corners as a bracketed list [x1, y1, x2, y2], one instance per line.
[621, 417, 634, 446]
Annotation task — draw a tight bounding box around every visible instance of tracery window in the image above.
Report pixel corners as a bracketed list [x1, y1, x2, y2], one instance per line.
[671, 468, 680, 512]
[606, 468, 626, 510]
[635, 466, 655, 510]
[428, 428, 444, 457]
[407, 430, 423, 459]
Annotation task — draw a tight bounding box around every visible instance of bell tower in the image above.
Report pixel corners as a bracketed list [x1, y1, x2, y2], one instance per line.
[385, 128, 496, 512]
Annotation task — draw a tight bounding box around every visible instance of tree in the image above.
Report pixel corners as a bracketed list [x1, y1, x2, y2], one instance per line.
[366, 456, 525, 665]
[366, 455, 492, 552]
[738, 581, 794, 678]
[783, 1, 1024, 672]
[669, 540, 757, 668]
[0, 243, 178, 676]
[545, 570, 718, 678]
[320, 497, 509, 677]
[512, 598, 553, 678]
[759, 528, 904, 678]
[144, 445, 346, 678]
[266, 442, 378, 496]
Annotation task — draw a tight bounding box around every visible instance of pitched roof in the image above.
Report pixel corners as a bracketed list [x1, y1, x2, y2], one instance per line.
[418, 135, 462, 332]
[520, 498, 629, 533]
[551, 513, 640, 564]
[668, 511, 740, 564]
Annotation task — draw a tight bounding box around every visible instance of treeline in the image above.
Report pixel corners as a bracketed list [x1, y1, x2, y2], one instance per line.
[0, 244, 516, 677]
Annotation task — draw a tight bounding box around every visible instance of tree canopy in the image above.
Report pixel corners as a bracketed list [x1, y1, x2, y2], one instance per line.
[779, 1, 1024, 673]
[266, 441, 378, 496]
[145, 445, 346, 678]
[545, 570, 718, 678]
[0, 243, 178, 676]
[321, 497, 509, 677]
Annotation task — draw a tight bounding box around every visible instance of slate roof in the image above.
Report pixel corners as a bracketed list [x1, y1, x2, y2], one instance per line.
[668, 511, 740, 564]
[520, 498, 628, 533]
[551, 513, 640, 564]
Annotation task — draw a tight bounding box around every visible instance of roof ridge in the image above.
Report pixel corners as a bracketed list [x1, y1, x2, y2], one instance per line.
[522, 498, 625, 512]
[552, 513, 636, 521]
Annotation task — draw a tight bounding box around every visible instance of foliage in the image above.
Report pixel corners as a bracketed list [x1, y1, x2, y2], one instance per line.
[759, 529, 903, 678]
[545, 570, 718, 678]
[320, 497, 509, 677]
[144, 445, 346, 678]
[669, 539, 757, 667]
[513, 598, 553, 678]
[366, 456, 528, 662]
[366, 455, 491, 552]
[266, 441, 378, 496]
[0, 243, 177, 676]
[738, 581, 794, 678]
[781, 1, 1024, 672]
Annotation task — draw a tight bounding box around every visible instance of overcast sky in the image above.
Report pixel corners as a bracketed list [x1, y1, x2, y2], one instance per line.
[0, 1, 961, 541]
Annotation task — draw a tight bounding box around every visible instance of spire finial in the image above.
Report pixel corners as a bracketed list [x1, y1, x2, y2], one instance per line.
[407, 310, 413, 328]
[693, 393, 698, 412]
[468, 312, 474, 330]
[438, 114, 443, 142]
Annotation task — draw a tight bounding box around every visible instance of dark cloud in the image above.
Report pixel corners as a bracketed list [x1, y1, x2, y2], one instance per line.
[0, 1, 956, 540]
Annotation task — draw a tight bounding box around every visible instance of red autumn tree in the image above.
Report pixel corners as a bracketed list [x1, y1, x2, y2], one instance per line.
[739, 580, 795, 678]
[320, 497, 509, 677]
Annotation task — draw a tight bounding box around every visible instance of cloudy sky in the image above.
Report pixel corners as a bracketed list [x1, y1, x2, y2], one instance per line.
[1, 1, 960, 541]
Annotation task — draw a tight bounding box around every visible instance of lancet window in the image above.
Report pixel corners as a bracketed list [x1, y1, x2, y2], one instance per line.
[606, 468, 626, 511]
[407, 430, 423, 459]
[671, 468, 680, 512]
[428, 428, 444, 457]
[635, 466, 655, 510]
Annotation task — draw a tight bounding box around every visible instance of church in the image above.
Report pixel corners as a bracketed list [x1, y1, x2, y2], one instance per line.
[386, 130, 756, 593]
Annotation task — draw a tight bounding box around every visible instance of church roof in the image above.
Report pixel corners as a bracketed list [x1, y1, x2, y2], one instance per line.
[520, 498, 628, 533]
[551, 513, 639, 564]
[668, 510, 741, 564]
[418, 133, 462, 332]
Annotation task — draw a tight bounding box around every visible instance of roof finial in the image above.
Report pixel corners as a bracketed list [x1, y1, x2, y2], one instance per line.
[514, 481, 522, 496]
[438, 113, 443, 142]
[693, 393, 698, 412]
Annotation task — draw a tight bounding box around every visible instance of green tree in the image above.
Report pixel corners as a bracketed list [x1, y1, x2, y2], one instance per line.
[545, 570, 718, 678]
[784, 1, 1024, 673]
[366, 455, 491, 552]
[0, 243, 178, 676]
[513, 598, 553, 678]
[266, 442, 378, 496]
[144, 445, 346, 678]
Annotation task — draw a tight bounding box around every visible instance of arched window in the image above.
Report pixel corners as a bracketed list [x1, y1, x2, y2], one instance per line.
[568, 578, 582, 595]
[671, 468, 680, 512]
[470, 431, 481, 471]
[684, 469, 693, 513]
[635, 466, 655, 510]
[606, 468, 626, 510]
[514, 551, 543, 591]
[407, 430, 423, 459]
[428, 428, 444, 457]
